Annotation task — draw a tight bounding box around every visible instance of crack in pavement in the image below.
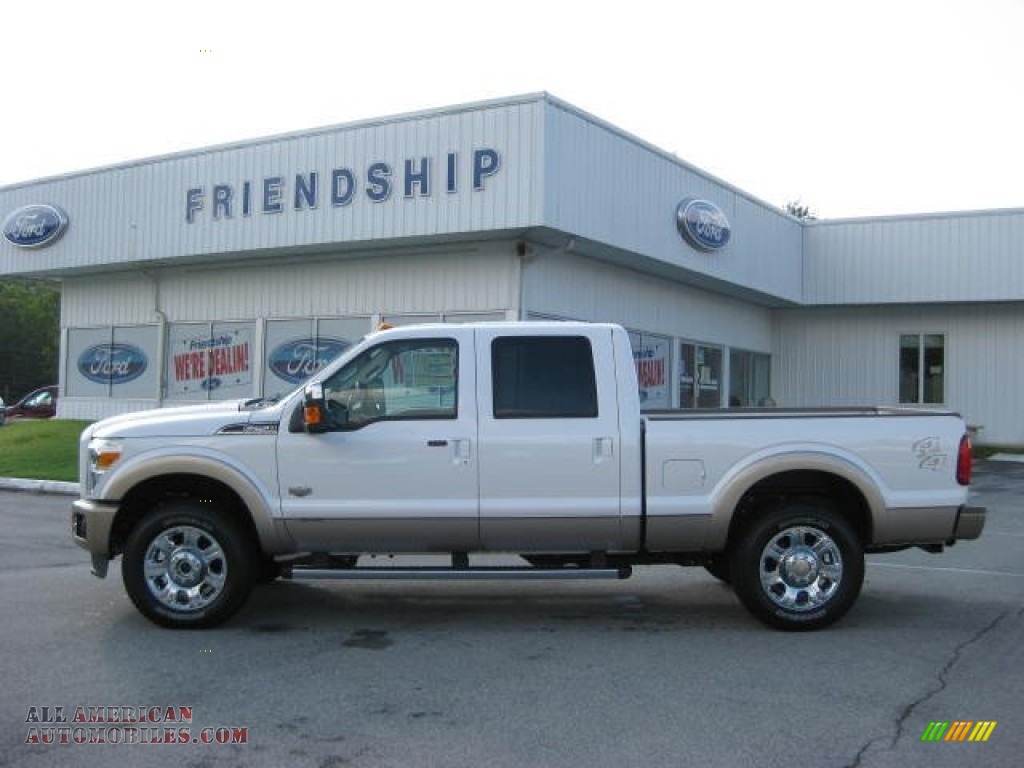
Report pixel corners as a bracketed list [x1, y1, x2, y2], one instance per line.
[845, 606, 1020, 768]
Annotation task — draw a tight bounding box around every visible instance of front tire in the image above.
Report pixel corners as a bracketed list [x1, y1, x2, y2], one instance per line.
[730, 500, 864, 631]
[122, 501, 256, 629]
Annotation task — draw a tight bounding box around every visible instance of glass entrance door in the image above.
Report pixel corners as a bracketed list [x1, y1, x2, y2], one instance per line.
[679, 342, 723, 409]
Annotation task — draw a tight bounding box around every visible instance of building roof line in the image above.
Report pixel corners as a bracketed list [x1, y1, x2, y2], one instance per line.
[0, 92, 554, 192]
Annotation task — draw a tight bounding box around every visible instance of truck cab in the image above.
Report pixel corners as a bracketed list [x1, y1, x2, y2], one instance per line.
[278, 323, 640, 553]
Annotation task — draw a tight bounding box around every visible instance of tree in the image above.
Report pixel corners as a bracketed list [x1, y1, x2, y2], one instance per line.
[785, 200, 816, 220]
[0, 279, 60, 403]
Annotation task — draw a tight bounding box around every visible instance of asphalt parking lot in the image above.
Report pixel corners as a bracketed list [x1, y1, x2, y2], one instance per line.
[0, 460, 1021, 768]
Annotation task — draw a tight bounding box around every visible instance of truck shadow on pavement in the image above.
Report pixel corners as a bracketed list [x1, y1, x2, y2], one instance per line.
[237, 576, 752, 635]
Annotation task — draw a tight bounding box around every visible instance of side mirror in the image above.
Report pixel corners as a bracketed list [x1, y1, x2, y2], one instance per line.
[302, 383, 329, 434]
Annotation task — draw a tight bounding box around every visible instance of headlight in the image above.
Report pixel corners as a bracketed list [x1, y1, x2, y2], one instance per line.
[88, 439, 123, 474]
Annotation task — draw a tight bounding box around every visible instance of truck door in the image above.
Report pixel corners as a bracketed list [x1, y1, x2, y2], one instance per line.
[474, 327, 625, 551]
[276, 327, 478, 552]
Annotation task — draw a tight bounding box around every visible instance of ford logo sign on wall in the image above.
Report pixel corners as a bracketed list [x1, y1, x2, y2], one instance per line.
[77, 343, 148, 385]
[3, 205, 69, 249]
[269, 337, 349, 384]
[676, 198, 731, 252]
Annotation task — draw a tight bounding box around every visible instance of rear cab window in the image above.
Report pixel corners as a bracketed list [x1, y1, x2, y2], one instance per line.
[491, 336, 598, 419]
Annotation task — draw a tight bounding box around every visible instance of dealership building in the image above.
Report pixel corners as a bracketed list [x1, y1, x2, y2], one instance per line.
[2, 93, 1022, 444]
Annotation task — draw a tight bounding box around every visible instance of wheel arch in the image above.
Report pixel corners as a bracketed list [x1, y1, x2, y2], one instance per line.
[707, 452, 885, 552]
[103, 455, 290, 558]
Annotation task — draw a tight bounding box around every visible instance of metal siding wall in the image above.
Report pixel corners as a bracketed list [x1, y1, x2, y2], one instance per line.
[524, 251, 772, 352]
[2, 101, 544, 276]
[61, 274, 157, 327]
[803, 210, 1024, 304]
[774, 303, 1024, 444]
[543, 103, 804, 304]
[62, 246, 516, 325]
[773, 308, 898, 407]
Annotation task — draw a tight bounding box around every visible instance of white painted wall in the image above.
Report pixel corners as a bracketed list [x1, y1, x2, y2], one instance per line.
[523, 250, 773, 352]
[773, 303, 1024, 444]
[803, 209, 1024, 305]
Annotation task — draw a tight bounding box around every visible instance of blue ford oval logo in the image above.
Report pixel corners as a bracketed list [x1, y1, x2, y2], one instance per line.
[269, 337, 349, 384]
[676, 198, 731, 252]
[3, 205, 69, 249]
[77, 343, 148, 385]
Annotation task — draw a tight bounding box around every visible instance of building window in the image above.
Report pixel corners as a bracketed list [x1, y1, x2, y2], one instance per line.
[679, 342, 723, 408]
[166, 321, 255, 401]
[264, 316, 370, 396]
[729, 349, 772, 407]
[628, 331, 672, 410]
[899, 334, 945, 404]
[66, 325, 159, 399]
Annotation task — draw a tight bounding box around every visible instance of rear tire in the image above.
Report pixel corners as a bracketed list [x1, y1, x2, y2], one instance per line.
[122, 501, 256, 629]
[730, 500, 864, 631]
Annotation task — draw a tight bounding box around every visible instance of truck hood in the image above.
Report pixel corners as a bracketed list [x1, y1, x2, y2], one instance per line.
[89, 399, 286, 439]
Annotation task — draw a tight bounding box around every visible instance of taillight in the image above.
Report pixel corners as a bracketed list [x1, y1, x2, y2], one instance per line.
[956, 433, 973, 486]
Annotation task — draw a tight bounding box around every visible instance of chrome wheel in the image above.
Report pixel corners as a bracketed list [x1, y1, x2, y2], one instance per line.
[124, 501, 256, 628]
[758, 525, 842, 612]
[142, 525, 228, 614]
[732, 502, 864, 630]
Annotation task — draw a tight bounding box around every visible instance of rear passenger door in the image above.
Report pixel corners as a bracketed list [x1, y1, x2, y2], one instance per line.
[475, 327, 624, 551]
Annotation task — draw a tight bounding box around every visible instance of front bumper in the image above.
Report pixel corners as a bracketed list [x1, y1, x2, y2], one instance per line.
[953, 505, 986, 540]
[71, 498, 120, 578]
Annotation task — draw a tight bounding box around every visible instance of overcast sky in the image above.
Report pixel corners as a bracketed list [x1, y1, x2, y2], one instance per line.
[2, 0, 1021, 219]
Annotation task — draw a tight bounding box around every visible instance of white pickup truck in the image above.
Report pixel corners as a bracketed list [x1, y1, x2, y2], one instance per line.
[72, 322, 984, 631]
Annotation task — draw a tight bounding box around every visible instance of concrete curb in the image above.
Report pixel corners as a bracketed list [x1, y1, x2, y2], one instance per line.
[0, 478, 78, 496]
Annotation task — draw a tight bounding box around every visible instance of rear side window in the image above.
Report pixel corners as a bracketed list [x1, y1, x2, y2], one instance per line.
[492, 336, 598, 418]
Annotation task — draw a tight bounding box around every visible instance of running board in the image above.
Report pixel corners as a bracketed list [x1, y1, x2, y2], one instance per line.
[286, 566, 632, 581]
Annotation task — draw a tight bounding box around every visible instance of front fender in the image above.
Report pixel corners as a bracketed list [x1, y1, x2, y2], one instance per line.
[99, 448, 291, 554]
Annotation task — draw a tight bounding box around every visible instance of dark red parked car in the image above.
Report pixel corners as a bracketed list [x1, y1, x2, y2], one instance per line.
[3, 386, 59, 421]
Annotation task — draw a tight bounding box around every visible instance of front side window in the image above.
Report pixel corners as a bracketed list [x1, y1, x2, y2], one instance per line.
[492, 336, 598, 418]
[321, 339, 457, 429]
[899, 333, 945, 404]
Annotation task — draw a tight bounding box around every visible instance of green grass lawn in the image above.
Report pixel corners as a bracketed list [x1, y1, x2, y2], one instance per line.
[0, 419, 92, 482]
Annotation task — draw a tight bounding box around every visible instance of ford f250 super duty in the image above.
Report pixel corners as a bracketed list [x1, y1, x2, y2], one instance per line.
[72, 322, 985, 630]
